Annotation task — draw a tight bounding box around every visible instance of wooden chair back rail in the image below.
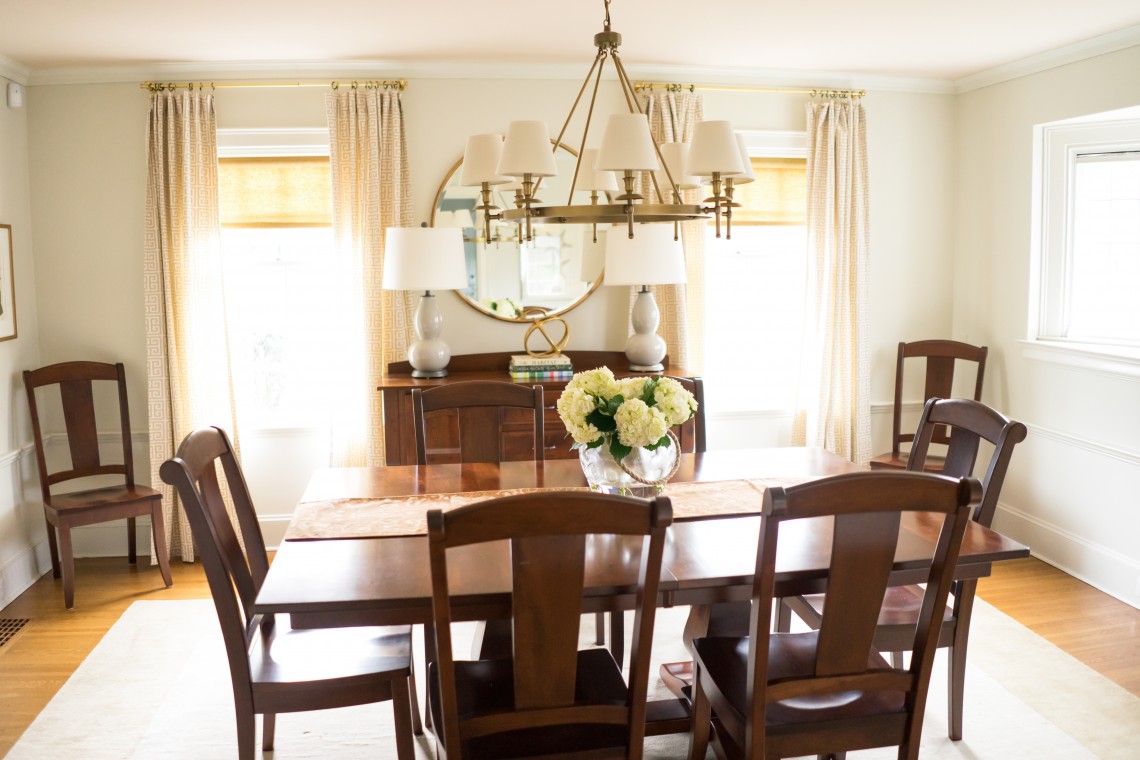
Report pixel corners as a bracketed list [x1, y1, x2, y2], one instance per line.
[688, 471, 980, 760]
[413, 381, 544, 465]
[427, 491, 672, 760]
[888, 339, 988, 457]
[23, 360, 171, 608]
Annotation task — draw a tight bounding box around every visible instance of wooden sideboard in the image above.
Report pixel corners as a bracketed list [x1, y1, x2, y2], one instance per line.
[378, 351, 704, 466]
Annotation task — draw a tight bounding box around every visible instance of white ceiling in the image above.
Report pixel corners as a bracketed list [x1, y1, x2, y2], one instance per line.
[1, 0, 1139, 86]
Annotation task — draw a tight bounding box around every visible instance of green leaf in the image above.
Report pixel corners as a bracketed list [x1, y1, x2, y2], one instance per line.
[606, 394, 625, 415]
[641, 377, 659, 405]
[586, 408, 616, 432]
[609, 437, 633, 461]
[644, 434, 672, 451]
[585, 438, 604, 449]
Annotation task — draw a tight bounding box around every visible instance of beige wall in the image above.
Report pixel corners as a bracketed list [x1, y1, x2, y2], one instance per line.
[955, 45, 1140, 606]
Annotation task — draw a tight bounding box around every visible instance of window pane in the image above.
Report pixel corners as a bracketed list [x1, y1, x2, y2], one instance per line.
[221, 227, 342, 428]
[703, 225, 807, 411]
[1069, 155, 1140, 343]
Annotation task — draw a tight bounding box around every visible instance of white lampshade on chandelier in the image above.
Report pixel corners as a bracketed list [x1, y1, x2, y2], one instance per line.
[604, 224, 687, 371]
[382, 226, 469, 378]
[461, 0, 743, 244]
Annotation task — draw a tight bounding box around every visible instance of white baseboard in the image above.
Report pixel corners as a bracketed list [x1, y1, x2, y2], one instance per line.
[994, 500, 1140, 610]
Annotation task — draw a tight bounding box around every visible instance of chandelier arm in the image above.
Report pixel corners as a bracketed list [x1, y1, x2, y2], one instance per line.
[612, 51, 680, 206]
[568, 49, 611, 204]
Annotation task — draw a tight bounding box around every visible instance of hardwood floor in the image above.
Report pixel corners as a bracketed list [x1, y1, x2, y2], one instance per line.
[0, 555, 1137, 755]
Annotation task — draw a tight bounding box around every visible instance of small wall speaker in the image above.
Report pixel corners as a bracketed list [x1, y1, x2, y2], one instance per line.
[7, 82, 24, 109]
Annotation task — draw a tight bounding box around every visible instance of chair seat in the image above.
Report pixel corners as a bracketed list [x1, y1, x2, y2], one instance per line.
[250, 623, 413, 688]
[46, 484, 162, 514]
[692, 631, 905, 728]
[868, 453, 946, 472]
[428, 647, 630, 759]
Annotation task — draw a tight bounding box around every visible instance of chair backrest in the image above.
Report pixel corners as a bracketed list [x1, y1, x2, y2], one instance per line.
[426, 491, 673, 758]
[890, 340, 988, 455]
[907, 397, 1027, 528]
[159, 427, 268, 692]
[666, 375, 706, 454]
[412, 380, 544, 464]
[746, 471, 980, 753]
[23, 360, 137, 499]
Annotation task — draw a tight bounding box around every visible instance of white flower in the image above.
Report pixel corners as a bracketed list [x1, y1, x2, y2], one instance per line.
[614, 398, 669, 448]
[565, 367, 617, 398]
[556, 387, 602, 444]
[616, 376, 648, 401]
[653, 376, 697, 427]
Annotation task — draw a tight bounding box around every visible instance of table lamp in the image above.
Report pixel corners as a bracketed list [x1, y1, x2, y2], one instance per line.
[382, 226, 469, 378]
[604, 224, 687, 371]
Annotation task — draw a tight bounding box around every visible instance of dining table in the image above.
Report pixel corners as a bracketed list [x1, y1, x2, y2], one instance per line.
[253, 447, 1030, 735]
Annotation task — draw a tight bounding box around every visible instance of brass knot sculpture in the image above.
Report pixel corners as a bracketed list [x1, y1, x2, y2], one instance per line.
[523, 312, 570, 358]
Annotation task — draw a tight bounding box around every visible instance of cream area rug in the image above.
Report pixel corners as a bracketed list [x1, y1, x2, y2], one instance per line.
[7, 598, 1139, 759]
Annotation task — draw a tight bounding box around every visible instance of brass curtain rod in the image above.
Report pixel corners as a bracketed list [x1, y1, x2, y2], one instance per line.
[634, 81, 865, 99]
[140, 80, 407, 92]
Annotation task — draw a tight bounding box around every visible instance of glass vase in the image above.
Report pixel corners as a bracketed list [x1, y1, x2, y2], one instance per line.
[578, 434, 680, 498]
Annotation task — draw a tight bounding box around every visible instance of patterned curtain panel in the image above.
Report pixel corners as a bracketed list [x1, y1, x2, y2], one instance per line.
[326, 87, 413, 467]
[792, 97, 872, 464]
[641, 91, 706, 373]
[144, 90, 240, 561]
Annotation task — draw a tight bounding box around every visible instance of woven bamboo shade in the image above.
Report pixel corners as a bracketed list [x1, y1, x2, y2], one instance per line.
[219, 156, 331, 227]
[730, 157, 806, 226]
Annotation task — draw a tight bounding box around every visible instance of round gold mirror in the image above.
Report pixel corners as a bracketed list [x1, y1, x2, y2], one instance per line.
[431, 144, 608, 322]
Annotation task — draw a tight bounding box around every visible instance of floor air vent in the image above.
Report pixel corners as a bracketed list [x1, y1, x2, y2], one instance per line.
[0, 618, 31, 648]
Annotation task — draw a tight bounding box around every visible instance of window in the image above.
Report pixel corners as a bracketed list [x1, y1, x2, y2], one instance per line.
[703, 132, 808, 412]
[217, 129, 343, 429]
[1033, 109, 1140, 355]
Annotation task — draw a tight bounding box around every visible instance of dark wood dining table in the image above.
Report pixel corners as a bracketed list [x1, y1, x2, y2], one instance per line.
[253, 447, 1030, 734]
[256, 446, 1028, 624]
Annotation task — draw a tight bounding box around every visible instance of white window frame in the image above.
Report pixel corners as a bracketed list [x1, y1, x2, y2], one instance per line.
[1025, 106, 1140, 377]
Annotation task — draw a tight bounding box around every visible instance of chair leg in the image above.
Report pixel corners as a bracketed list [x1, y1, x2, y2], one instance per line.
[58, 525, 76, 609]
[150, 503, 173, 587]
[609, 610, 625, 669]
[890, 651, 904, 669]
[261, 712, 276, 751]
[775, 597, 793, 632]
[391, 677, 416, 760]
[948, 640, 968, 740]
[595, 611, 606, 645]
[45, 516, 61, 579]
[235, 709, 256, 760]
[408, 656, 424, 736]
[687, 662, 713, 760]
[127, 516, 137, 565]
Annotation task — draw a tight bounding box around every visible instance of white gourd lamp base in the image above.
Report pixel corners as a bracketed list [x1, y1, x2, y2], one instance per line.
[409, 291, 451, 378]
[625, 286, 666, 372]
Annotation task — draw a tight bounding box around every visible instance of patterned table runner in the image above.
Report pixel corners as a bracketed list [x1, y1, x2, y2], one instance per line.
[285, 477, 816, 540]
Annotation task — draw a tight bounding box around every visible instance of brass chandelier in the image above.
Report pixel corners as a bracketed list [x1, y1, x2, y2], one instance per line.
[459, 0, 748, 243]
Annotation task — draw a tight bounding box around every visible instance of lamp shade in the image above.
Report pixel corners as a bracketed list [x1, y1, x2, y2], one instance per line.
[654, 141, 701, 193]
[604, 224, 686, 286]
[382, 227, 468, 291]
[596, 113, 660, 172]
[460, 133, 510, 186]
[577, 148, 620, 193]
[687, 120, 745, 177]
[731, 133, 755, 185]
[497, 121, 558, 177]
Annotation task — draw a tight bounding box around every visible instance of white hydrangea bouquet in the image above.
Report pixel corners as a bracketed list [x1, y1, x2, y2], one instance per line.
[556, 367, 697, 487]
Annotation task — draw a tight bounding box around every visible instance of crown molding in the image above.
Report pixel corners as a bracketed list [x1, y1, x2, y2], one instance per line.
[0, 53, 31, 85]
[954, 23, 1140, 93]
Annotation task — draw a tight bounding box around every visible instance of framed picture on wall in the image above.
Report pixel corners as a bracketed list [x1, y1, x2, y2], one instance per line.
[0, 224, 16, 342]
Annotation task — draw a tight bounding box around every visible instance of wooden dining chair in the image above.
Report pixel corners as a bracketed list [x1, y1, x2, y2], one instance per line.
[686, 471, 980, 760]
[425, 490, 672, 760]
[781, 397, 1027, 741]
[412, 380, 544, 464]
[23, 360, 173, 608]
[869, 339, 988, 471]
[159, 426, 418, 760]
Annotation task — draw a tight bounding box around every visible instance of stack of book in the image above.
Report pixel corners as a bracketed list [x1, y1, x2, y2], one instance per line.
[508, 353, 573, 381]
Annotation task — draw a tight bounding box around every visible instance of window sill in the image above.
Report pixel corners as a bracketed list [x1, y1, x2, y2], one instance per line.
[1019, 339, 1140, 380]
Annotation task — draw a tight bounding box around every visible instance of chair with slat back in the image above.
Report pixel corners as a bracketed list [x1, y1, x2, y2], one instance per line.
[412, 381, 544, 464]
[159, 426, 419, 760]
[869, 340, 988, 471]
[687, 471, 980, 760]
[426, 491, 672, 760]
[23, 360, 172, 608]
[782, 397, 1027, 741]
